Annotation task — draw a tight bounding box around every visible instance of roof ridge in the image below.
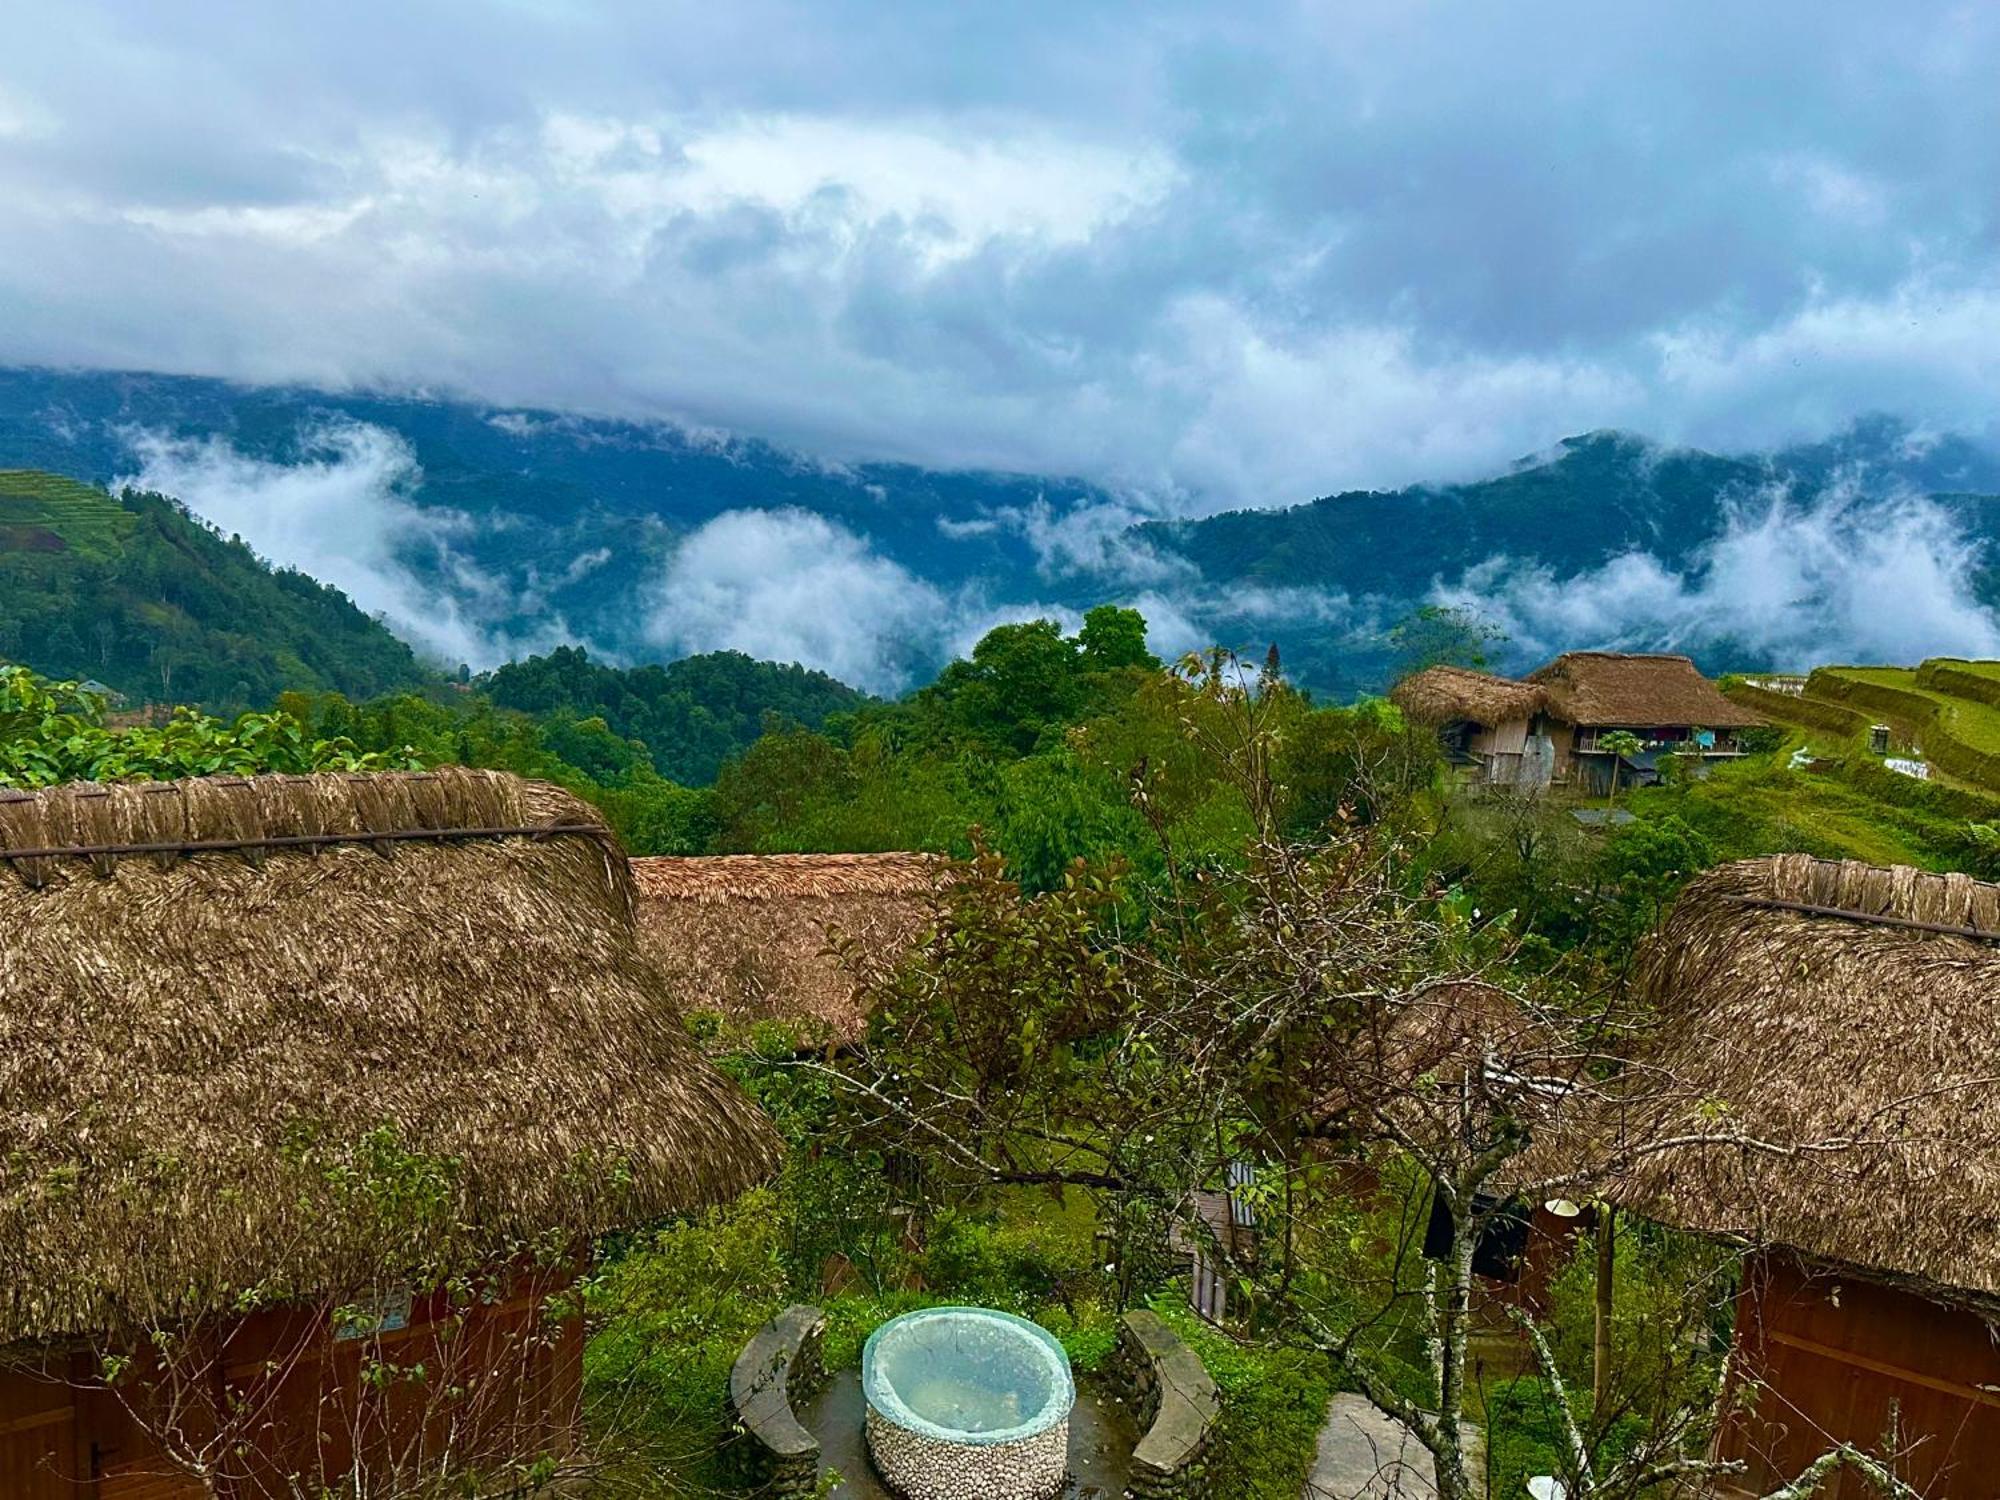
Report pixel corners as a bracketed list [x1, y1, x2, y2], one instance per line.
[1746, 852, 2000, 937]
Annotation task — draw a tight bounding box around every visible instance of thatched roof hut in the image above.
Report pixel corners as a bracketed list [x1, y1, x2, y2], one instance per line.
[1586, 854, 2000, 1496]
[1390, 665, 1548, 728]
[1593, 853, 2000, 1299]
[1524, 651, 1762, 729]
[0, 768, 780, 1347]
[630, 852, 942, 1046]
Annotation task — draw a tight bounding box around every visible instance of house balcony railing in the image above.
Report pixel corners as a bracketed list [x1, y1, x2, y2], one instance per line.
[1574, 727, 1744, 756]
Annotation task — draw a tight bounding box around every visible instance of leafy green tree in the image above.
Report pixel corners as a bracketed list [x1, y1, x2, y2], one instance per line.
[1385, 603, 1506, 676]
[1076, 604, 1157, 672]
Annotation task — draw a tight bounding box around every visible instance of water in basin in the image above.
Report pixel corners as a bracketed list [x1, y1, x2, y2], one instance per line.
[862, 1307, 1077, 1500]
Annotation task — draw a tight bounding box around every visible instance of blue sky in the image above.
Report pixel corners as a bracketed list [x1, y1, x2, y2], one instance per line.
[4, 1, 1998, 509]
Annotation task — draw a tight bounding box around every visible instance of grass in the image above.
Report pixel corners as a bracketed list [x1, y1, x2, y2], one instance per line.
[0, 469, 132, 559]
[1737, 661, 2000, 795]
[1624, 737, 1986, 871]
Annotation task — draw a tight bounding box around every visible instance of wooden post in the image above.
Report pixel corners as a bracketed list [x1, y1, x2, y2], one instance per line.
[1593, 1202, 1614, 1417]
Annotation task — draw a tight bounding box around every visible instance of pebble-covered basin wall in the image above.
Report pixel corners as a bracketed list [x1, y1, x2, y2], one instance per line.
[862, 1306, 1075, 1500]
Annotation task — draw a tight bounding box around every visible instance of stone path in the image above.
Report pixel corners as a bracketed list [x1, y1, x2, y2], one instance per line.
[1303, 1393, 1486, 1499]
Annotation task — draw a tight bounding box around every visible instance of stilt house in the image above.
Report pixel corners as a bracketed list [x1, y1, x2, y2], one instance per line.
[1393, 652, 1761, 794]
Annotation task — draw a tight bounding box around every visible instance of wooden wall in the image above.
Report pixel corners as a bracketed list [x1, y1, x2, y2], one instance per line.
[1722, 1251, 2000, 1497]
[0, 1259, 582, 1498]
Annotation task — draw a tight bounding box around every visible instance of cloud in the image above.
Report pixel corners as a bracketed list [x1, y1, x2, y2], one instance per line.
[5, 3, 2000, 510]
[1435, 481, 2000, 668]
[645, 507, 950, 693]
[113, 421, 550, 669]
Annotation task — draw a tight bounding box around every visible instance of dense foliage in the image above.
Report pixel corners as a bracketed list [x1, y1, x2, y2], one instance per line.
[0, 665, 418, 786]
[484, 644, 868, 784]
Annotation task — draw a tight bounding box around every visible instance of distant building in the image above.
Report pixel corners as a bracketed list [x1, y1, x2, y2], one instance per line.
[1392, 651, 1763, 794]
[76, 678, 125, 709]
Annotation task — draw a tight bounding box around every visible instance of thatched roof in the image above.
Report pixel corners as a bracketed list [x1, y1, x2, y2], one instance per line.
[1525, 651, 1762, 729]
[1586, 854, 2000, 1299]
[0, 769, 780, 1345]
[631, 853, 942, 1045]
[1390, 666, 1548, 727]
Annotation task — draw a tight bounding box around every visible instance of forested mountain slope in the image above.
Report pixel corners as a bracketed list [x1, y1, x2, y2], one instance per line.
[0, 469, 432, 708]
[483, 646, 870, 785]
[9, 366, 2000, 695]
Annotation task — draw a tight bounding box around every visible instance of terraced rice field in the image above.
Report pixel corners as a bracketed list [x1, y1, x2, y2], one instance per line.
[0, 469, 132, 558]
[1729, 658, 2000, 793]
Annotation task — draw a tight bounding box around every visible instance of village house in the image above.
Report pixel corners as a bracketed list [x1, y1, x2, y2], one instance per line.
[1597, 854, 2000, 1498]
[1391, 651, 1763, 795]
[629, 851, 942, 1048]
[0, 768, 778, 1498]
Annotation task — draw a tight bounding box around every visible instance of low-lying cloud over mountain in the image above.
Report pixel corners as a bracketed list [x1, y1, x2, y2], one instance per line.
[45, 369, 1995, 693]
[1435, 483, 2000, 669]
[114, 421, 569, 669]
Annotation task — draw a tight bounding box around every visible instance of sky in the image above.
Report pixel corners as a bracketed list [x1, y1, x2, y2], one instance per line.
[7, 1, 2000, 513]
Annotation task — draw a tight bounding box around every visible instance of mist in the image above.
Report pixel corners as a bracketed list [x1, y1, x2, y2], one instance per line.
[1438, 483, 2000, 670]
[114, 421, 546, 670]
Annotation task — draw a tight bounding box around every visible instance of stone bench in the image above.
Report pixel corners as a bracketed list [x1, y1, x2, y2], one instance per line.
[1110, 1309, 1222, 1497]
[728, 1303, 828, 1495]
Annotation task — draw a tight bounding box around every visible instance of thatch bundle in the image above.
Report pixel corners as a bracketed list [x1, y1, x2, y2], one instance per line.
[1390, 665, 1548, 727]
[0, 769, 779, 1345]
[1587, 854, 2000, 1298]
[631, 853, 942, 1044]
[1525, 651, 1762, 729]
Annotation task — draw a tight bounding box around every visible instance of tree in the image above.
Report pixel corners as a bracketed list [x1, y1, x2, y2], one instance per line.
[1076, 604, 1157, 672]
[1386, 603, 1507, 676]
[809, 652, 1919, 1500]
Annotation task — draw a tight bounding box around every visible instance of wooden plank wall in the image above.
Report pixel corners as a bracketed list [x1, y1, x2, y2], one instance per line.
[0, 1259, 583, 1498]
[1722, 1252, 2000, 1498]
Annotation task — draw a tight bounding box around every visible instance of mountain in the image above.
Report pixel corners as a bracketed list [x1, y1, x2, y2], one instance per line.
[1143, 429, 2000, 687]
[7, 365, 2000, 697]
[0, 365, 1089, 675]
[0, 468, 432, 707]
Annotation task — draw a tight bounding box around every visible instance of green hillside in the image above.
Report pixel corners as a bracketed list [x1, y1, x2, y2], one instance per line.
[1726, 658, 2000, 792]
[483, 645, 873, 785]
[0, 469, 434, 709]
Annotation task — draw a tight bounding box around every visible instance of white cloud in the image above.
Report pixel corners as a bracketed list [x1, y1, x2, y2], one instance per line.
[1436, 482, 2000, 668]
[645, 507, 949, 693]
[113, 421, 544, 669]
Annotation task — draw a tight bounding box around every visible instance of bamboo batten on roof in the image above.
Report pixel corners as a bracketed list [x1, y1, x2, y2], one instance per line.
[1587, 854, 2000, 1300]
[1525, 651, 1764, 729]
[0, 768, 781, 1346]
[630, 852, 943, 1044]
[1389, 666, 1549, 727]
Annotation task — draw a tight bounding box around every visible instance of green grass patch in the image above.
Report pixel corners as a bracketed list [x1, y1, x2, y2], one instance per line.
[1149, 1298, 1335, 1500]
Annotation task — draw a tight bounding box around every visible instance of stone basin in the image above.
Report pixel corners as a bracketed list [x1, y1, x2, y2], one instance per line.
[861, 1307, 1077, 1500]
